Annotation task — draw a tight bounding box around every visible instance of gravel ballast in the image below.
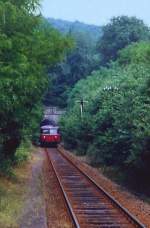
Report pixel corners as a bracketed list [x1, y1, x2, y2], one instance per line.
[59, 146, 150, 227]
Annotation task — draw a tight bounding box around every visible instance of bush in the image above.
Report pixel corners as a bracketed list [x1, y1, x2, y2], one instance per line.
[0, 159, 13, 178]
[98, 16, 150, 64]
[14, 141, 31, 165]
[60, 42, 150, 176]
[0, 1, 72, 163]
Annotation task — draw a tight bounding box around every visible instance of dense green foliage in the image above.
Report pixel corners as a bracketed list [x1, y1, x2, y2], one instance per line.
[118, 41, 150, 65]
[0, 0, 71, 165]
[98, 16, 150, 64]
[60, 41, 150, 185]
[45, 16, 150, 108]
[44, 19, 101, 107]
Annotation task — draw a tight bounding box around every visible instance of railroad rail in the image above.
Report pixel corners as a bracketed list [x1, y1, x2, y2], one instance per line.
[46, 148, 145, 228]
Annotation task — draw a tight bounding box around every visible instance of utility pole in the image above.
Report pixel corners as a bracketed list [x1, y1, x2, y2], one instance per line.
[76, 98, 88, 118]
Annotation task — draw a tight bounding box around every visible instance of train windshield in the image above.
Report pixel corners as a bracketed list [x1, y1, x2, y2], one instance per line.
[41, 128, 58, 135]
[42, 129, 50, 134]
[50, 128, 58, 135]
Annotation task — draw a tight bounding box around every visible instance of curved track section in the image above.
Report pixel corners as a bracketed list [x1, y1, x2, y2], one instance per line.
[46, 148, 145, 228]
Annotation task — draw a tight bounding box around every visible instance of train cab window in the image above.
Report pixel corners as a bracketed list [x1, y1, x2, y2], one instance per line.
[42, 129, 50, 134]
[50, 128, 58, 135]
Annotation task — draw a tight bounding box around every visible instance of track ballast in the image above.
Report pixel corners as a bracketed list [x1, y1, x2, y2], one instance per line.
[46, 148, 145, 228]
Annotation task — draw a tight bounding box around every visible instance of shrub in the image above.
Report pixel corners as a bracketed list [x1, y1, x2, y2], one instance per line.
[14, 141, 31, 165]
[60, 45, 150, 175]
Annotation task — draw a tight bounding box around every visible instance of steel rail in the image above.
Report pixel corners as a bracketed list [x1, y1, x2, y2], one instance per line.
[46, 147, 145, 228]
[45, 149, 79, 228]
[58, 147, 145, 228]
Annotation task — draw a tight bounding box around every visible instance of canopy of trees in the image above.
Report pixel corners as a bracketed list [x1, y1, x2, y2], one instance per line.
[0, 0, 72, 163]
[60, 39, 150, 191]
[44, 19, 101, 107]
[98, 16, 150, 64]
[45, 16, 150, 108]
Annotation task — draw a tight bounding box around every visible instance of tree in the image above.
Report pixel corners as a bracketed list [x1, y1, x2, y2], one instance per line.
[0, 0, 72, 160]
[118, 41, 150, 65]
[98, 16, 150, 64]
[45, 29, 100, 108]
[60, 43, 150, 179]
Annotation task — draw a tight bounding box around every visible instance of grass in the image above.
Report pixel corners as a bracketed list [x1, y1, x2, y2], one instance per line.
[0, 162, 30, 228]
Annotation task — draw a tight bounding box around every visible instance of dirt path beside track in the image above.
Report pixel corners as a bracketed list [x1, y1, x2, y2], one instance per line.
[19, 149, 47, 228]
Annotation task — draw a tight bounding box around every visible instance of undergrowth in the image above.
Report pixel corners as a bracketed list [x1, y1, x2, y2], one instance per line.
[0, 162, 30, 227]
[0, 142, 32, 227]
[0, 140, 31, 178]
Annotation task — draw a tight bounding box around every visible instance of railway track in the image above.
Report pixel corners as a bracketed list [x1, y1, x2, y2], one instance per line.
[46, 148, 145, 228]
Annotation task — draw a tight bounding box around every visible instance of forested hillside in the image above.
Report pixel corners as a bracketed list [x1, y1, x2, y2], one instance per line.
[47, 18, 101, 43]
[44, 18, 102, 107]
[1, 1, 150, 197]
[60, 16, 150, 194]
[0, 2, 150, 225]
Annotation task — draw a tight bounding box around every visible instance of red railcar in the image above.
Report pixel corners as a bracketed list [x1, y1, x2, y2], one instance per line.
[40, 125, 61, 147]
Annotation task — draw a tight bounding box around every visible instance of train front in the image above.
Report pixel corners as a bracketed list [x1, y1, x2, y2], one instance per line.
[40, 125, 61, 147]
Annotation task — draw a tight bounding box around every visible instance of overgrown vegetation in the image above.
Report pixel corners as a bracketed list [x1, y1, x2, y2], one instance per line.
[0, 0, 72, 172]
[60, 17, 150, 193]
[44, 19, 101, 107]
[45, 16, 150, 108]
[0, 154, 31, 228]
[98, 16, 150, 65]
[0, 0, 150, 196]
